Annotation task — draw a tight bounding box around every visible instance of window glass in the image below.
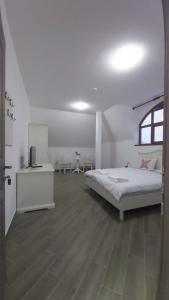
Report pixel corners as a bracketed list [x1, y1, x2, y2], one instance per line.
[142, 113, 151, 126]
[141, 127, 151, 144]
[154, 126, 163, 142]
[154, 109, 164, 123]
[139, 102, 164, 145]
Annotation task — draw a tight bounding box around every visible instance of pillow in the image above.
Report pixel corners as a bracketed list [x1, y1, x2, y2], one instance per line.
[139, 158, 157, 170]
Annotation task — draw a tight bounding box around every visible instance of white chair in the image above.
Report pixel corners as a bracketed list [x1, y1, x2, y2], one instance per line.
[60, 162, 72, 174]
[82, 160, 95, 172]
[55, 160, 61, 173]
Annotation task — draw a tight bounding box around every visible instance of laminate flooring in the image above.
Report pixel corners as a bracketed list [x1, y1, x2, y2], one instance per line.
[5, 173, 161, 300]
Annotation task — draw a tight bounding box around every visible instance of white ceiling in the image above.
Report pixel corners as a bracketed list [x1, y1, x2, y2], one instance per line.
[5, 0, 164, 114]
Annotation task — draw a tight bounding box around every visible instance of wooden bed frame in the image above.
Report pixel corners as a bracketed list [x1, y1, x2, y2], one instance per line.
[86, 150, 162, 221]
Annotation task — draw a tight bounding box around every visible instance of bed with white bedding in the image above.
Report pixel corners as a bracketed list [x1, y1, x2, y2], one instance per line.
[85, 151, 163, 221]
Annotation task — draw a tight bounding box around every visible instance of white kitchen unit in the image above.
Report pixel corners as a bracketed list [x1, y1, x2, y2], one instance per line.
[17, 164, 55, 213]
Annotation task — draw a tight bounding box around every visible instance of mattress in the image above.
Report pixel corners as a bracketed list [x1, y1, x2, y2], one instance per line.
[85, 168, 162, 201]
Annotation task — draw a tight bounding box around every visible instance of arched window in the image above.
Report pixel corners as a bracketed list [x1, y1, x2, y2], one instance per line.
[139, 102, 164, 145]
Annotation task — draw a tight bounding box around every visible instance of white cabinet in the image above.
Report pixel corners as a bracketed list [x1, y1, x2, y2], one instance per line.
[17, 164, 55, 213]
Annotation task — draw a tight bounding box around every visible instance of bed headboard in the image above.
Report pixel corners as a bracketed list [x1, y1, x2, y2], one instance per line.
[138, 150, 163, 170]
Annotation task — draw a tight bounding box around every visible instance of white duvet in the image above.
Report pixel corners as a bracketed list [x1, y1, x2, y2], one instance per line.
[85, 168, 162, 201]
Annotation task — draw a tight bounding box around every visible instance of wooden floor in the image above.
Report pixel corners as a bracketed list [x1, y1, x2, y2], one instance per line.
[5, 173, 161, 300]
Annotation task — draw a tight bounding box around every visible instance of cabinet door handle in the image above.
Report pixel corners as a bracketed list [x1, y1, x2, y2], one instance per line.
[4, 165, 12, 169]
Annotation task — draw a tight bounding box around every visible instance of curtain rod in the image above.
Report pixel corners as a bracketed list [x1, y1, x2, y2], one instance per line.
[132, 94, 164, 110]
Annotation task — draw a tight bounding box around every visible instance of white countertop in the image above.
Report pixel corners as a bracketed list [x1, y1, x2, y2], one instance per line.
[17, 163, 54, 174]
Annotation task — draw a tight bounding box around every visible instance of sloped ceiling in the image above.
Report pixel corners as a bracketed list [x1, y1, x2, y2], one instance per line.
[5, 0, 164, 113]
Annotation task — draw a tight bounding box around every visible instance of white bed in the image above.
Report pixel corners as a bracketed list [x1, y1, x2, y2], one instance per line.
[85, 150, 163, 221]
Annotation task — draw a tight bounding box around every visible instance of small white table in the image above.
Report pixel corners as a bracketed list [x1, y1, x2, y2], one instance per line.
[17, 163, 55, 213]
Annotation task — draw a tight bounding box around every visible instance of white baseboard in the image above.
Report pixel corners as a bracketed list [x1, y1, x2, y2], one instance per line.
[17, 203, 55, 214]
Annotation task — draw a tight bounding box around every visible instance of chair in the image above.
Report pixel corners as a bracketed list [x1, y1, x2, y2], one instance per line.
[82, 160, 95, 172]
[55, 160, 61, 173]
[60, 162, 72, 174]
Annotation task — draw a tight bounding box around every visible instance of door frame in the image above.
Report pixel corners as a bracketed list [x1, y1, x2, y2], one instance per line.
[0, 11, 5, 300]
[157, 1, 169, 299]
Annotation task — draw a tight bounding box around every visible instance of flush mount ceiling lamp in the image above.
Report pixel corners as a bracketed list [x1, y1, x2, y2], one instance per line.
[71, 101, 90, 111]
[106, 43, 146, 72]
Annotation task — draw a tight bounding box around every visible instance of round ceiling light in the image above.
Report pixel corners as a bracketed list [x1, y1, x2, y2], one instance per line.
[106, 43, 145, 72]
[71, 101, 90, 111]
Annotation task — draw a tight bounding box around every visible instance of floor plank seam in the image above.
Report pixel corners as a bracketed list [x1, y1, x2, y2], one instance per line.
[100, 284, 123, 296]
[143, 217, 146, 300]
[120, 219, 133, 299]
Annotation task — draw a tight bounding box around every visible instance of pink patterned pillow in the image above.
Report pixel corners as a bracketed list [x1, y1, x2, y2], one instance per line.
[139, 158, 157, 170]
[140, 159, 151, 169]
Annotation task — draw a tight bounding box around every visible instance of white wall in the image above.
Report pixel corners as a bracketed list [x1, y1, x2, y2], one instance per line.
[103, 99, 164, 168]
[49, 147, 95, 169]
[103, 104, 138, 142]
[103, 99, 163, 143]
[31, 107, 95, 147]
[31, 107, 96, 167]
[102, 104, 137, 168]
[1, 0, 30, 233]
[102, 142, 115, 169]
